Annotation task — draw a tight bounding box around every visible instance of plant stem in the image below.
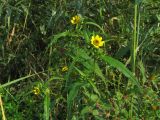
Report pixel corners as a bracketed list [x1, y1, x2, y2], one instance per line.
[130, 3, 140, 119]
[131, 4, 138, 74]
[0, 95, 6, 120]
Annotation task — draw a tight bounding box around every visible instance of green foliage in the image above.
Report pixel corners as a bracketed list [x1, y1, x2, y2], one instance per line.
[0, 0, 160, 119]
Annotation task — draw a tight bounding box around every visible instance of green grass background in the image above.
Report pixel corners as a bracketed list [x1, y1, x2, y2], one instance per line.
[0, 0, 160, 119]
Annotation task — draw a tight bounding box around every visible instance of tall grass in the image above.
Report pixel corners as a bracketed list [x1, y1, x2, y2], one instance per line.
[131, 3, 138, 73]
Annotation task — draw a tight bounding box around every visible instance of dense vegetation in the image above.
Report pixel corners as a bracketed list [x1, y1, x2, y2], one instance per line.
[0, 0, 160, 119]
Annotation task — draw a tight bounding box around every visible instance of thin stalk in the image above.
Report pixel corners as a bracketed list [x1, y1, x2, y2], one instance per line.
[0, 95, 6, 120]
[44, 88, 50, 120]
[137, 5, 141, 48]
[131, 4, 138, 74]
[130, 3, 140, 119]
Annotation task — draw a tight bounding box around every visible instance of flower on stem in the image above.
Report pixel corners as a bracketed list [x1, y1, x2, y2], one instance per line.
[91, 35, 104, 48]
[33, 87, 40, 95]
[71, 15, 80, 25]
[62, 66, 68, 72]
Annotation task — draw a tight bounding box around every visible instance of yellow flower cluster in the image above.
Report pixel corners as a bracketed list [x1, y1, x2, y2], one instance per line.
[33, 87, 40, 95]
[62, 66, 68, 72]
[71, 15, 80, 24]
[91, 35, 104, 48]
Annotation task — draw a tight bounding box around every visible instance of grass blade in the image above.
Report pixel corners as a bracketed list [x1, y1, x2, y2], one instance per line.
[0, 74, 37, 89]
[100, 54, 141, 91]
[0, 95, 6, 120]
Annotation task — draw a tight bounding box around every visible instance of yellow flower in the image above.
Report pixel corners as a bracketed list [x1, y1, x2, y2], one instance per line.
[71, 15, 80, 24]
[91, 35, 104, 48]
[62, 66, 68, 72]
[33, 87, 40, 95]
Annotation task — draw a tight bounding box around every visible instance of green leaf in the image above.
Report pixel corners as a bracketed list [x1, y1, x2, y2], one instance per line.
[100, 54, 142, 91]
[138, 61, 146, 84]
[81, 106, 92, 115]
[67, 82, 86, 120]
[48, 31, 70, 47]
[92, 110, 99, 116]
[48, 76, 64, 82]
[115, 46, 130, 59]
[85, 22, 105, 34]
[94, 63, 107, 85]
[88, 80, 101, 97]
[90, 94, 99, 102]
[74, 66, 86, 77]
[82, 30, 90, 43]
[76, 48, 106, 85]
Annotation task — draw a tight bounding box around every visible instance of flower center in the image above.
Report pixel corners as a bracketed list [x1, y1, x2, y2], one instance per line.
[93, 39, 100, 46]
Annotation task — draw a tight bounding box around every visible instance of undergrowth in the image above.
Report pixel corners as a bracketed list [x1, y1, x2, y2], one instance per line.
[0, 0, 160, 120]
